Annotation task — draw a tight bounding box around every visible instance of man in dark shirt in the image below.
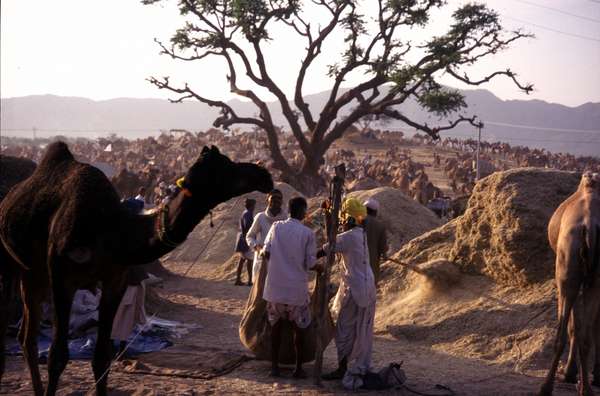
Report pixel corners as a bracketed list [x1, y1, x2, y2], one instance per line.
[362, 198, 388, 286]
[234, 198, 256, 285]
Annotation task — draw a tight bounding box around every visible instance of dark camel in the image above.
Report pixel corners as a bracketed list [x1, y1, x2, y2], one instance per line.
[540, 171, 600, 396]
[0, 155, 37, 387]
[0, 142, 273, 396]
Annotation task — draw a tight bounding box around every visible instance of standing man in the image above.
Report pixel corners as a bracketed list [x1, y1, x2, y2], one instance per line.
[234, 198, 256, 286]
[362, 198, 388, 286]
[246, 189, 286, 282]
[111, 266, 148, 359]
[262, 197, 321, 378]
[321, 198, 376, 381]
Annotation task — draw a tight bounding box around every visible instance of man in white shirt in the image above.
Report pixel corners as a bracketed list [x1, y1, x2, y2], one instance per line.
[246, 189, 286, 282]
[134, 187, 146, 205]
[320, 198, 376, 382]
[262, 197, 321, 378]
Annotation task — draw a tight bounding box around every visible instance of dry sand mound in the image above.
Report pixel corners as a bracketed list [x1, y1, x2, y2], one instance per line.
[347, 177, 381, 192]
[164, 182, 303, 272]
[449, 168, 580, 286]
[348, 187, 443, 253]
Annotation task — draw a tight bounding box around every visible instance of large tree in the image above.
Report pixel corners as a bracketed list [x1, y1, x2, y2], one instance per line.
[143, 0, 532, 195]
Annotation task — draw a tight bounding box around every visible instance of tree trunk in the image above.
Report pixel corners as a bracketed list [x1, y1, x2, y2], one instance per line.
[280, 158, 327, 197]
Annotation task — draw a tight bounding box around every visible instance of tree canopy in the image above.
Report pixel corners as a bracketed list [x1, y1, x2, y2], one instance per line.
[143, 0, 533, 194]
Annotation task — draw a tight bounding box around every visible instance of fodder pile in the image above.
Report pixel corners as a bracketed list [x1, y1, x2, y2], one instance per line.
[374, 168, 582, 369]
[348, 187, 442, 253]
[449, 168, 580, 286]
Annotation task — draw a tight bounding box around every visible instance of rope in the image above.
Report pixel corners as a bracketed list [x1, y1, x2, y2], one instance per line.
[86, 196, 242, 395]
[401, 384, 455, 396]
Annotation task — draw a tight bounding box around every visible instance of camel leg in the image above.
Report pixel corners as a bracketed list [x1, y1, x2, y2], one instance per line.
[563, 317, 578, 383]
[593, 311, 600, 387]
[574, 285, 600, 396]
[92, 279, 125, 396]
[0, 276, 8, 387]
[45, 266, 75, 396]
[539, 279, 578, 396]
[19, 276, 45, 396]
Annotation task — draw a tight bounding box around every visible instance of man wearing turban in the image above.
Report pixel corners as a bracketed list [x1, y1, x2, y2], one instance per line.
[319, 198, 376, 382]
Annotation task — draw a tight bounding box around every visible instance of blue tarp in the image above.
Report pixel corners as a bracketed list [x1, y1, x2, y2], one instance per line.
[6, 325, 172, 359]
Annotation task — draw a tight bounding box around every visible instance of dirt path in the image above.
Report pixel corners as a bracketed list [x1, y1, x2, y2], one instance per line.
[2, 259, 580, 395]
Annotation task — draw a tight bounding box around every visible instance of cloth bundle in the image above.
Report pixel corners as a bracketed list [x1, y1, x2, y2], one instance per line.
[238, 257, 334, 364]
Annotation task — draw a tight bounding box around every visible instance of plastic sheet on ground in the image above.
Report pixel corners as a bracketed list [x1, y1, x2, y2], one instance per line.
[5, 317, 200, 359]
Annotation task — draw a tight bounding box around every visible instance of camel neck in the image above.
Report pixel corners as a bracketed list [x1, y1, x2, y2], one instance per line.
[125, 190, 218, 265]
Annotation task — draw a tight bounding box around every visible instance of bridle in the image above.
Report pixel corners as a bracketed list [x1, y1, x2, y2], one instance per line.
[156, 204, 184, 248]
[156, 187, 193, 248]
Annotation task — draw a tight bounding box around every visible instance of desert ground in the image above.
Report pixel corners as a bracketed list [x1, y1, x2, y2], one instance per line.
[0, 259, 580, 396]
[1, 139, 595, 396]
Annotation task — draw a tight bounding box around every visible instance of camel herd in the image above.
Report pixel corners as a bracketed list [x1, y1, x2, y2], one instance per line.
[0, 134, 599, 395]
[0, 143, 273, 395]
[3, 129, 598, 209]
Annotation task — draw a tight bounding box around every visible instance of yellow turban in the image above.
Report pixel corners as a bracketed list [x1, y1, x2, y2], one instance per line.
[341, 197, 367, 224]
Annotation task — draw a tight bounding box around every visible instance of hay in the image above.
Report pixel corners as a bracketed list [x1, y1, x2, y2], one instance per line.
[165, 182, 303, 269]
[449, 168, 580, 286]
[371, 170, 582, 370]
[348, 187, 443, 253]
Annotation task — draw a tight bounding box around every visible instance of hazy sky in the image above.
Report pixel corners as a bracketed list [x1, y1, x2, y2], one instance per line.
[1, 0, 599, 107]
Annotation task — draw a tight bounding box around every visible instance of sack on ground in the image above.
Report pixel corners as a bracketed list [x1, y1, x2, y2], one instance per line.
[238, 257, 335, 364]
[342, 362, 407, 391]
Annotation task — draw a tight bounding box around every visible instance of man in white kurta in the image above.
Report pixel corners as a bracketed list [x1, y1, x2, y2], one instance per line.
[322, 214, 376, 381]
[246, 189, 286, 282]
[262, 197, 319, 378]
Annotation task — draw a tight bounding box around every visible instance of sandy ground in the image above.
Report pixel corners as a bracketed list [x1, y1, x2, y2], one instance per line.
[2, 258, 582, 396]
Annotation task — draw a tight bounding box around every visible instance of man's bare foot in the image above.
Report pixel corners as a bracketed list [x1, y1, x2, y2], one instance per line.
[270, 367, 281, 377]
[293, 368, 307, 379]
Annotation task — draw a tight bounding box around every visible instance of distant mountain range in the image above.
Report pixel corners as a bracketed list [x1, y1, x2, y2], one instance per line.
[1, 88, 599, 156]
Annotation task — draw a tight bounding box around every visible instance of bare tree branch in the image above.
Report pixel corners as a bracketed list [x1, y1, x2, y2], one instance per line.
[446, 68, 533, 94]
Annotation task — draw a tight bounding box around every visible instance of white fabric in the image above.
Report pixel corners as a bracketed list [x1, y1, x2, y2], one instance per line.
[69, 289, 101, 335]
[262, 218, 317, 306]
[111, 284, 147, 341]
[325, 227, 376, 310]
[336, 291, 376, 375]
[246, 209, 287, 280]
[363, 198, 380, 212]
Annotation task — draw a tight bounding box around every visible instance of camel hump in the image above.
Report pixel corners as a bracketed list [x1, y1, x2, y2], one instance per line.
[37, 141, 74, 170]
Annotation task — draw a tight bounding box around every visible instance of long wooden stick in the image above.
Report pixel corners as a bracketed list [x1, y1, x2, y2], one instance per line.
[313, 164, 345, 385]
[384, 256, 428, 276]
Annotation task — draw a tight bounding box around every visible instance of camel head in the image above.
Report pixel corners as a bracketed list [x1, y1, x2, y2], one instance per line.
[182, 145, 273, 206]
[580, 171, 600, 192]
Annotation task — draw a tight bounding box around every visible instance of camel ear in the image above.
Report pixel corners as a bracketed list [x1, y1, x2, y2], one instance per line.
[202, 146, 210, 154]
[211, 146, 220, 154]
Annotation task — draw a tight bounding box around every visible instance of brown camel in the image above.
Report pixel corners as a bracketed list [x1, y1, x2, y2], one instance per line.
[0, 155, 37, 386]
[0, 142, 273, 396]
[540, 171, 600, 396]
